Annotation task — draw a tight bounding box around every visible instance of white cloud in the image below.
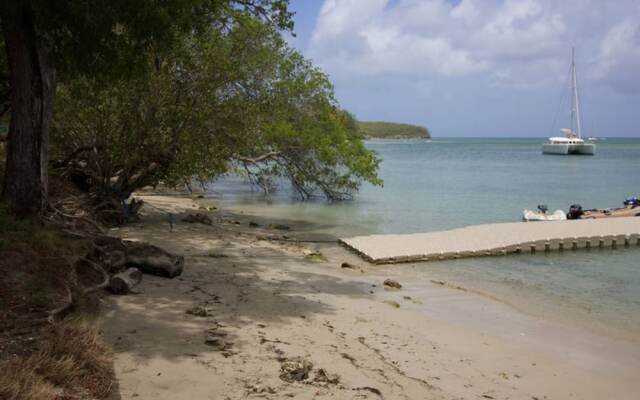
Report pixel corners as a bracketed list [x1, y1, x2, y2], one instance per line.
[308, 0, 640, 92]
[592, 17, 640, 93]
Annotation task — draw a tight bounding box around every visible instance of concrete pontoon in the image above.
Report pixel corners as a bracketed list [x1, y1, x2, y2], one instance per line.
[340, 217, 640, 264]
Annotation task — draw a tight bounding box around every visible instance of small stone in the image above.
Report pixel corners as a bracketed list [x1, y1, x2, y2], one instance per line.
[305, 251, 327, 262]
[205, 336, 221, 346]
[271, 224, 291, 230]
[182, 213, 213, 225]
[314, 368, 340, 384]
[205, 334, 231, 350]
[279, 357, 313, 382]
[207, 252, 228, 258]
[249, 221, 260, 227]
[383, 279, 402, 289]
[186, 306, 209, 317]
[341, 262, 358, 269]
[384, 300, 401, 308]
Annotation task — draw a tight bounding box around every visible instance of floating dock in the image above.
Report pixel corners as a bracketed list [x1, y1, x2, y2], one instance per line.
[340, 217, 640, 264]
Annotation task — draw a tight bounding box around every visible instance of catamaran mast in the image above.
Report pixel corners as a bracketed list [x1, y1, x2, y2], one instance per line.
[571, 47, 582, 138]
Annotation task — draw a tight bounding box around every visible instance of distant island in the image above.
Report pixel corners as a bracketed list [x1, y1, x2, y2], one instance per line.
[357, 121, 431, 139]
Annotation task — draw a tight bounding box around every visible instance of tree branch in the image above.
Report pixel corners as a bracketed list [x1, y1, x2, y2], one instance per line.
[233, 151, 279, 163]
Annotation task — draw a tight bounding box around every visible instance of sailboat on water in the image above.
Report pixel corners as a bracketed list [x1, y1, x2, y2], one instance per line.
[542, 49, 595, 155]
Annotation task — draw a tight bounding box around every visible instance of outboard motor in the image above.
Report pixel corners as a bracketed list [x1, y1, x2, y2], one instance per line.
[568, 204, 583, 220]
[537, 204, 548, 213]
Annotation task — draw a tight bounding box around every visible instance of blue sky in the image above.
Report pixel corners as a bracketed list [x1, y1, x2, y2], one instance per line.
[287, 0, 640, 137]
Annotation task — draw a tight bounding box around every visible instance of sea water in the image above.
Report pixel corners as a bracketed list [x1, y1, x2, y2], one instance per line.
[209, 138, 640, 336]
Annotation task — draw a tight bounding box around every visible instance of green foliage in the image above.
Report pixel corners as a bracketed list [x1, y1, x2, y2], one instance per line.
[0, 0, 295, 218]
[357, 121, 431, 139]
[52, 16, 382, 201]
[24, 0, 293, 83]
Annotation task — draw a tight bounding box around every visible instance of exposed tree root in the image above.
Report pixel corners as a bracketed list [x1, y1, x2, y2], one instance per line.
[47, 286, 74, 324]
[79, 257, 110, 294]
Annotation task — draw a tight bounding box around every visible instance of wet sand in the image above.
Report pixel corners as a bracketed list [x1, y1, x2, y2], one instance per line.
[100, 193, 640, 399]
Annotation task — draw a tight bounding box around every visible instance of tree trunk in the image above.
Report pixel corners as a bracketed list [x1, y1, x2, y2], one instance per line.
[0, 3, 56, 217]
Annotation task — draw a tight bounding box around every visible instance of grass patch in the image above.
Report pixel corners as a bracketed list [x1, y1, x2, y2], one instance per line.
[0, 214, 88, 313]
[0, 198, 114, 399]
[0, 318, 114, 400]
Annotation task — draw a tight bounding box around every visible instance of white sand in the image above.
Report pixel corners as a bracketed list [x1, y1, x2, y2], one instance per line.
[100, 194, 640, 399]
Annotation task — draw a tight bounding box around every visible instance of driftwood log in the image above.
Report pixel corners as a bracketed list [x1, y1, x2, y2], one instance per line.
[126, 242, 184, 278]
[91, 236, 184, 278]
[109, 267, 143, 294]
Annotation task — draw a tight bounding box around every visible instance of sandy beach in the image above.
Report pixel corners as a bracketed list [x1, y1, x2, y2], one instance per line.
[100, 193, 640, 400]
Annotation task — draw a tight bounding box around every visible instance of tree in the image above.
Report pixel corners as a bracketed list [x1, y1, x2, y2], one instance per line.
[0, 0, 292, 217]
[51, 16, 381, 222]
[235, 49, 382, 199]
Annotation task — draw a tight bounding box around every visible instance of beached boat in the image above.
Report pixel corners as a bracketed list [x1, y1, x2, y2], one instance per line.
[523, 205, 566, 222]
[525, 198, 640, 222]
[542, 49, 595, 155]
[582, 206, 640, 219]
[581, 198, 640, 219]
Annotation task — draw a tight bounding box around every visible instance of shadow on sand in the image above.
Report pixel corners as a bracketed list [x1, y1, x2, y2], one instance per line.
[100, 207, 371, 366]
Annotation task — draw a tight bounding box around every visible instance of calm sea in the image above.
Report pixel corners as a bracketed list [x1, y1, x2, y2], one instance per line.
[210, 138, 640, 336]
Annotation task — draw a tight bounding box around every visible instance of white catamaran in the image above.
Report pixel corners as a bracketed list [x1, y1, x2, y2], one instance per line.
[542, 49, 595, 155]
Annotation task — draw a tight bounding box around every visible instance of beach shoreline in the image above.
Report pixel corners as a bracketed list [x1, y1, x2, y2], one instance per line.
[100, 193, 640, 399]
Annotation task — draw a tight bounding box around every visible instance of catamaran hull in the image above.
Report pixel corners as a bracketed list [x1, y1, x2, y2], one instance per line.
[542, 143, 595, 155]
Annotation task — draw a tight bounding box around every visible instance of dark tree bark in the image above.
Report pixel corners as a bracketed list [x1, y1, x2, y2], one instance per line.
[0, 2, 56, 217]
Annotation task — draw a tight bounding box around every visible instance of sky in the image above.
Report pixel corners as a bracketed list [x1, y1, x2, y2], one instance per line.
[286, 0, 640, 137]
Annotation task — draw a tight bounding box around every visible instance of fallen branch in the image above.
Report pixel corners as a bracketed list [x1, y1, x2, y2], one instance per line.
[233, 151, 280, 163]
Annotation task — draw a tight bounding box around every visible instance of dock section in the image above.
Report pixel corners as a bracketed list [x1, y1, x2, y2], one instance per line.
[340, 217, 640, 264]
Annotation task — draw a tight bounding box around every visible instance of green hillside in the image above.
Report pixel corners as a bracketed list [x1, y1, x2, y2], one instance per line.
[357, 121, 430, 139]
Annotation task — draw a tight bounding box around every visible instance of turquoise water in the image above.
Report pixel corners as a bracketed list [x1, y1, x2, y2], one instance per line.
[210, 138, 640, 335]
